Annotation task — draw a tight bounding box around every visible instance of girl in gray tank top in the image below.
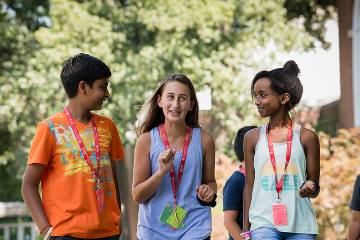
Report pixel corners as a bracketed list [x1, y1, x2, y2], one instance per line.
[132, 74, 217, 240]
[242, 61, 320, 240]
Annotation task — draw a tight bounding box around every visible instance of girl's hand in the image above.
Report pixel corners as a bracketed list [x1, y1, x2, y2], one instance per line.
[299, 180, 316, 198]
[196, 184, 215, 203]
[157, 148, 176, 175]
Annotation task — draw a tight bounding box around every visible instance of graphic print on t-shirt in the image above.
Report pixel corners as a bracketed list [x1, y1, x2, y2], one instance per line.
[47, 118, 114, 190]
[260, 161, 300, 191]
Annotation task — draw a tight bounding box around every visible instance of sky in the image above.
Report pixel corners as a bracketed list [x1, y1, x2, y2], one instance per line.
[276, 20, 341, 106]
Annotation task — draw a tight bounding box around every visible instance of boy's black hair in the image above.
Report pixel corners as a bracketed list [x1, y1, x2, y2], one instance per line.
[234, 126, 257, 162]
[60, 53, 111, 98]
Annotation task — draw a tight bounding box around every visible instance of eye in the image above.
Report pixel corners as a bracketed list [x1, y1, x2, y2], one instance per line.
[167, 94, 174, 99]
[179, 95, 187, 101]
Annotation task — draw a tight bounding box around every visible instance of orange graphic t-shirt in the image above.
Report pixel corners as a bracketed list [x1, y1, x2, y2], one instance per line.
[27, 112, 125, 238]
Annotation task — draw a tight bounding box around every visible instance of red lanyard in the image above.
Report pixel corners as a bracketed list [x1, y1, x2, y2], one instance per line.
[266, 123, 293, 199]
[64, 107, 101, 182]
[239, 166, 246, 176]
[159, 124, 191, 207]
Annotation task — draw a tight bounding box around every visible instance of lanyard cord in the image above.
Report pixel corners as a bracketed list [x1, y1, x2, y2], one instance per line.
[266, 123, 293, 199]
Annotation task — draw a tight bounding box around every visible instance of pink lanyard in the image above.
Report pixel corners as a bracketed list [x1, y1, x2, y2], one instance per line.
[266, 123, 293, 199]
[159, 124, 191, 208]
[239, 166, 246, 176]
[64, 107, 101, 183]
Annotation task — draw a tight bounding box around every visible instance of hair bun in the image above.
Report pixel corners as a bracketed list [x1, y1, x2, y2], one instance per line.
[283, 60, 300, 76]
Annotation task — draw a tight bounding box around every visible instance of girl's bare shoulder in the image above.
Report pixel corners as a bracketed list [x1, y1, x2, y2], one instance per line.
[136, 131, 151, 147]
[245, 127, 261, 144]
[200, 129, 215, 146]
[299, 125, 319, 144]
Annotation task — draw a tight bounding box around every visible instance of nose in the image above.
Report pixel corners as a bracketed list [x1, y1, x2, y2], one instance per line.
[172, 98, 180, 107]
[105, 89, 110, 98]
[254, 96, 261, 106]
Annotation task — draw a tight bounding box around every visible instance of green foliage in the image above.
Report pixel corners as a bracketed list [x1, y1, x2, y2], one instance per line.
[284, 0, 337, 49]
[0, 0, 49, 30]
[0, 0, 332, 201]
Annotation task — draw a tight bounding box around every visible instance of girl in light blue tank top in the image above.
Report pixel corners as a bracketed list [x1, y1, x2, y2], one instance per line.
[133, 74, 217, 240]
[242, 61, 320, 240]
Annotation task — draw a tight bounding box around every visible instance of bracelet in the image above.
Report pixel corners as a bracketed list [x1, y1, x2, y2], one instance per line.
[38, 224, 51, 234]
[196, 193, 217, 207]
[240, 231, 251, 240]
[300, 180, 320, 198]
[310, 180, 320, 197]
[43, 226, 53, 240]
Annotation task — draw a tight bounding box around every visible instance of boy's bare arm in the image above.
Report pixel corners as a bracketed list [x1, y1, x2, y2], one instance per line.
[224, 210, 243, 240]
[21, 164, 51, 236]
[348, 210, 360, 240]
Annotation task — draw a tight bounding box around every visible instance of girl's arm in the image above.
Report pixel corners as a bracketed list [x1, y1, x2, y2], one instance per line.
[21, 164, 52, 236]
[197, 130, 217, 202]
[132, 132, 175, 203]
[299, 128, 320, 198]
[243, 129, 258, 231]
[224, 210, 243, 240]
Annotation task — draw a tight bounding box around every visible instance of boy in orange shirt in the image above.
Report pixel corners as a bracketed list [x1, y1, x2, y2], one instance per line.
[21, 53, 125, 240]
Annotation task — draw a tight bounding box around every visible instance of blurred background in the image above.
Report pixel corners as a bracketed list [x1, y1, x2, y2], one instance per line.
[0, 0, 359, 239]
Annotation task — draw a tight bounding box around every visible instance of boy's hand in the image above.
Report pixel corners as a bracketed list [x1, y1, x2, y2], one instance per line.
[157, 148, 176, 175]
[196, 184, 214, 203]
[299, 180, 316, 198]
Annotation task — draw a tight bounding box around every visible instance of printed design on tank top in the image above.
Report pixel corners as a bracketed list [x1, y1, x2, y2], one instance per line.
[260, 161, 300, 191]
[46, 117, 114, 194]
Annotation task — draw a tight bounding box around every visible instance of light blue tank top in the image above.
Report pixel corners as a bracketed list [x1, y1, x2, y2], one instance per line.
[137, 127, 212, 240]
[249, 124, 318, 234]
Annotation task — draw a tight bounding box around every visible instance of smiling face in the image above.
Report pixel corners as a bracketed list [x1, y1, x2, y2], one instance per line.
[253, 77, 284, 118]
[157, 81, 194, 124]
[84, 78, 110, 110]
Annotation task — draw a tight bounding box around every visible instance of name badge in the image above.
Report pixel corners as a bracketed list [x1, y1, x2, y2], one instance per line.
[160, 204, 187, 229]
[272, 203, 288, 226]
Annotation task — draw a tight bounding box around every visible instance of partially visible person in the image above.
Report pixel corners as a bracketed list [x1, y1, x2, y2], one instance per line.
[22, 53, 125, 240]
[348, 175, 360, 240]
[223, 126, 256, 240]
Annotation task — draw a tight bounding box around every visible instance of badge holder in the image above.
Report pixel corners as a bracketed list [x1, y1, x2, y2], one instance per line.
[160, 204, 187, 229]
[272, 197, 288, 226]
[96, 178, 104, 212]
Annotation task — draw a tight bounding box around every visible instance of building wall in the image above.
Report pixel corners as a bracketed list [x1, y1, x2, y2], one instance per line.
[338, 0, 354, 128]
[353, 0, 360, 126]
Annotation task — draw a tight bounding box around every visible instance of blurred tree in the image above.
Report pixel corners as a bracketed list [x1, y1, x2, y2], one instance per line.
[0, 0, 49, 201]
[284, 0, 337, 49]
[0, 0, 336, 202]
